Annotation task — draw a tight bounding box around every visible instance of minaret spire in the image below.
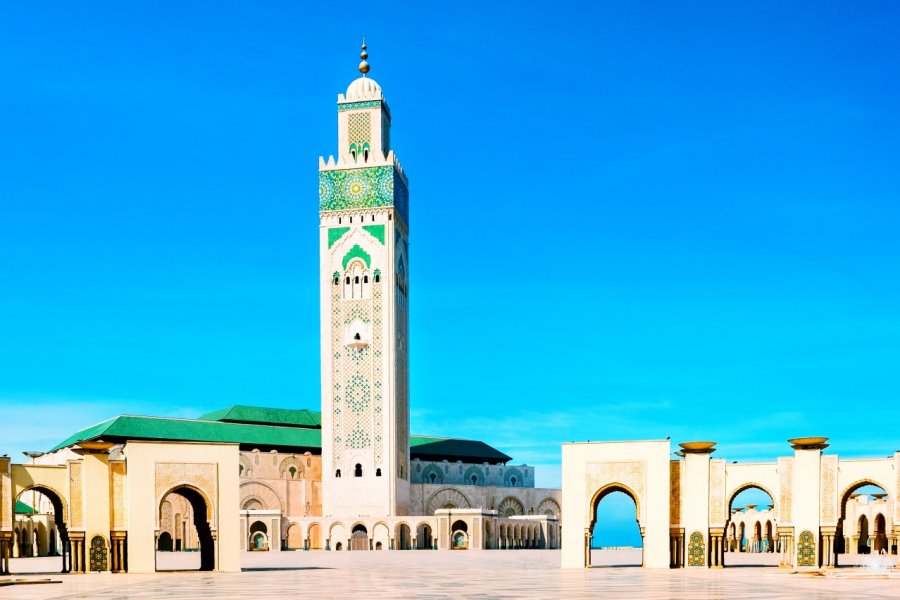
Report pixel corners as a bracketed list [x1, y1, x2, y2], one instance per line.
[358, 37, 370, 77]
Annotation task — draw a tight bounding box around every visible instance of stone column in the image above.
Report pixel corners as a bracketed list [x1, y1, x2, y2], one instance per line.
[111, 532, 127, 573]
[69, 532, 85, 573]
[640, 527, 646, 567]
[0, 534, 9, 575]
[821, 527, 835, 568]
[584, 528, 591, 568]
[679, 442, 717, 567]
[788, 437, 827, 569]
[670, 529, 684, 568]
[709, 528, 724, 568]
[777, 528, 793, 567]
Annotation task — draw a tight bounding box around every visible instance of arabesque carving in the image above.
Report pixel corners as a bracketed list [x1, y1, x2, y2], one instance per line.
[820, 455, 837, 524]
[585, 461, 646, 521]
[669, 460, 681, 525]
[708, 460, 725, 526]
[154, 462, 217, 525]
[69, 461, 84, 528]
[778, 457, 792, 523]
[110, 461, 127, 529]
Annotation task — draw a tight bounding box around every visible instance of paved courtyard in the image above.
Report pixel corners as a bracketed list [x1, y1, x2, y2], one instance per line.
[2, 550, 899, 599]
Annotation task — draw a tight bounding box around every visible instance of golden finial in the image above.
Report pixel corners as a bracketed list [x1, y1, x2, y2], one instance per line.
[358, 37, 370, 76]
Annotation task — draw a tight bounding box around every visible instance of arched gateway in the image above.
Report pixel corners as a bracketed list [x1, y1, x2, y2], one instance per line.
[562, 437, 900, 569]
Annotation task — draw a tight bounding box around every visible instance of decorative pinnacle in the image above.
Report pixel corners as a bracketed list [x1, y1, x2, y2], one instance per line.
[358, 37, 370, 76]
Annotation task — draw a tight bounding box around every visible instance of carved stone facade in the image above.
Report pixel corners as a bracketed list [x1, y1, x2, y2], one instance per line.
[820, 455, 837, 525]
[778, 457, 793, 525]
[110, 460, 126, 530]
[154, 462, 217, 524]
[585, 461, 646, 519]
[669, 460, 682, 526]
[68, 461, 83, 529]
[708, 460, 725, 527]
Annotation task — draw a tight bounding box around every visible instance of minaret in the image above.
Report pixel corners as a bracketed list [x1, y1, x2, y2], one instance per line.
[319, 41, 411, 517]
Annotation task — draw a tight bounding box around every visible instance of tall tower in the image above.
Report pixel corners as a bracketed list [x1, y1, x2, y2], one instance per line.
[319, 42, 410, 517]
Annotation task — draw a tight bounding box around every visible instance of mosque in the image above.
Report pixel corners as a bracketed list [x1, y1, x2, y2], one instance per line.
[0, 43, 560, 575]
[2, 44, 898, 576]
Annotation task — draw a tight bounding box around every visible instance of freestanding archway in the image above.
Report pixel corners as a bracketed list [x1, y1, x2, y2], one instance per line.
[589, 484, 642, 567]
[10, 487, 70, 574]
[561, 439, 670, 569]
[157, 486, 214, 571]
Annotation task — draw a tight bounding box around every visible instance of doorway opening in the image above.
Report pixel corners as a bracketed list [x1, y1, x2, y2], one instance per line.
[10, 487, 69, 574]
[589, 484, 642, 567]
[724, 485, 778, 567]
[835, 482, 893, 566]
[350, 525, 369, 551]
[451, 520, 468, 550]
[156, 486, 214, 571]
[416, 523, 433, 549]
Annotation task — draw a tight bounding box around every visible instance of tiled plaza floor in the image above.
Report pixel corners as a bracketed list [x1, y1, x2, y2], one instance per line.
[2, 550, 898, 599]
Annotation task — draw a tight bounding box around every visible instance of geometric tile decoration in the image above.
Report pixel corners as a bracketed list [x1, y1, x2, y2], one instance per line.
[337, 100, 384, 112]
[342, 244, 371, 269]
[797, 530, 817, 566]
[89, 535, 108, 572]
[319, 165, 409, 225]
[348, 113, 371, 148]
[362, 224, 385, 244]
[687, 530, 705, 566]
[328, 227, 351, 248]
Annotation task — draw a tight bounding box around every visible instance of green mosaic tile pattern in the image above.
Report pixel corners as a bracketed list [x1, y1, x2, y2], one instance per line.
[797, 530, 816, 566]
[337, 100, 382, 112]
[342, 244, 371, 269]
[89, 535, 108, 572]
[362, 224, 385, 245]
[328, 227, 351, 248]
[688, 531, 705, 566]
[319, 166, 408, 224]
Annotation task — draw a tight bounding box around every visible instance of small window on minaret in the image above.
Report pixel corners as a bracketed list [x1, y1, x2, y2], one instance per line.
[353, 333, 361, 341]
[374, 273, 380, 283]
[354, 463, 363, 477]
[364, 148, 369, 162]
[335, 469, 341, 478]
[376, 468, 382, 477]
[364, 275, 369, 284]
[354, 276, 359, 284]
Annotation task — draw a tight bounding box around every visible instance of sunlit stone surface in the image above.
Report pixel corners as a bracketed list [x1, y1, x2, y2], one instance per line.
[2, 550, 897, 599]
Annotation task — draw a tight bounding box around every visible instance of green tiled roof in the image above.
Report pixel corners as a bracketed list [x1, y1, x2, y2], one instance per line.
[49, 415, 321, 452]
[198, 405, 321, 429]
[15, 499, 36, 514]
[50, 406, 512, 464]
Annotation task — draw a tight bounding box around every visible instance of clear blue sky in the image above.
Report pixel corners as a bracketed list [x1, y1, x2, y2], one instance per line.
[1, 1, 898, 542]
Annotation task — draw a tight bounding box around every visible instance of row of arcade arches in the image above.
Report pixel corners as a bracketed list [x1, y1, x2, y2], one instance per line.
[585, 480, 895, 568]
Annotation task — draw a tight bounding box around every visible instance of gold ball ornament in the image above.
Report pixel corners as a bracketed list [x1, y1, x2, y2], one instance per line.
[359, 41, 370, 75]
